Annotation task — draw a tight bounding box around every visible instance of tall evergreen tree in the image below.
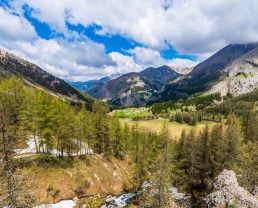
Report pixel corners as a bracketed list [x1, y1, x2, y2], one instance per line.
[224, 115, 241, 168]
[196, 126, 209, 188]
[209, 124, 224, 177]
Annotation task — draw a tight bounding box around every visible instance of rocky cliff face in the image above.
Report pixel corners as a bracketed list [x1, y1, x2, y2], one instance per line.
[152, 43, 258, 102]
[207, 46, 258, 96]
[206, 170, 258, 208]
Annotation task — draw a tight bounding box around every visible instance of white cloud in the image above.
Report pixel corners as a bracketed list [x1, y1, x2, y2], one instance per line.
[1, 37, 116, 80]
[0, 6, 117, 81]
[0, 4, 198, 81]
[128, 47, 197, 69]
[19, 0, 258, 55]
[7, 0, 257, 80]
[0, 7, 36, 41]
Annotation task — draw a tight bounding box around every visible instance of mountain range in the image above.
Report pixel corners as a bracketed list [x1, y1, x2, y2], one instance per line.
[152, 43, 258, 103]
[67, 73, 121, 93]
[1, 42, 258, 107]
[80, 43, 258, 106]
[88, 65, 181, 106]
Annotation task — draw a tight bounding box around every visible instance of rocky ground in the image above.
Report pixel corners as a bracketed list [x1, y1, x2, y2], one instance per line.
[206, 169, 258, 208]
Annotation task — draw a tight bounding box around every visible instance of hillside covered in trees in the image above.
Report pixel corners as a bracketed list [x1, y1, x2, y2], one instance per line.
[0, 77, 257, 208]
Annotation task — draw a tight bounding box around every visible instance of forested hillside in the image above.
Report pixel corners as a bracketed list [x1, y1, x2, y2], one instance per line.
[0, 49, 94, 108]
[0, 77, 257, 207]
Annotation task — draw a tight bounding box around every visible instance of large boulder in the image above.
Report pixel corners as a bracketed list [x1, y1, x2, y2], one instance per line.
[206, 169, 258, 208]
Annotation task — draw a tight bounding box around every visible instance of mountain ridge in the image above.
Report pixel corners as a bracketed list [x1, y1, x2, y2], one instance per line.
[0, 49, 94, 108]
[150, 43, 258, 103]
[87, 65, 181, 106]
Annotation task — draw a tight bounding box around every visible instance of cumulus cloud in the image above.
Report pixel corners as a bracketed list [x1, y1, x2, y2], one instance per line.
[0, 6, 116, 81]
[3, 0, 256, 81]
[0, 7, 36, 41]
[128, 47, 197, 69]
[19, 0, 258, 55]
[0, 37, 117, 80]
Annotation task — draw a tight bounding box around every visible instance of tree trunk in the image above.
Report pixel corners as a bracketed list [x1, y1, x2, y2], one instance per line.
[33, 131, 39, 153]
[1, 120, 17, 208]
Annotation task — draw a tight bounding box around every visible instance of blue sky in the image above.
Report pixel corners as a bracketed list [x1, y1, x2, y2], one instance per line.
[0, 0, 257, 81]
[23, 3, 197, 61]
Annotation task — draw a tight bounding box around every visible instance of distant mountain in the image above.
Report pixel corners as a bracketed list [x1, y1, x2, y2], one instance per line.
[68, 73, 121, 93]
[152, 43, 258, 102]
[88, 65, 181, 106]
[140, 65, 180, 83]
[174, 67, 193, 75]
[68, 79, 98, 92]
[0, 49, 94, 108]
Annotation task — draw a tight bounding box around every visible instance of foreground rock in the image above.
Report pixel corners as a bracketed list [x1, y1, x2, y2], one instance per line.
[206, 169, 258, 208]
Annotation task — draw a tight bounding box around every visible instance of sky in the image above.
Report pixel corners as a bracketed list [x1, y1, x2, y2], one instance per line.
[0, 0, 258, 81]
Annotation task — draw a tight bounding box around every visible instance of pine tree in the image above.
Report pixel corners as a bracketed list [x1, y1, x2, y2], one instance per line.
[209, 124, 224, 177]
[77, 105, 93, 154]
[146, 125, 172, 208]
[242, 110, 257, 142]
[103, 116, 112, 159]
[196, 126, 209, 188]
[0, 78, 35, 207]
[111, 118, 124, 159]
[122, 122, 131, 152]
[224, 115, 241, 168]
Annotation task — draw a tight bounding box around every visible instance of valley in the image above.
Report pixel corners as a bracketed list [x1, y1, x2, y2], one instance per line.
[0, 28, 258, 208]
[1, 1, 258, 207]
[120, 119, 216, 139]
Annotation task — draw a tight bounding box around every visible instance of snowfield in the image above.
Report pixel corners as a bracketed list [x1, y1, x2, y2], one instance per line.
[35, 200, 76, 208]
[14, 137, 93, 158]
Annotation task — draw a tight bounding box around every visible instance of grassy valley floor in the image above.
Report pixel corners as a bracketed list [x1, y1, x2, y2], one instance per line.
[120, 118, 216, 139]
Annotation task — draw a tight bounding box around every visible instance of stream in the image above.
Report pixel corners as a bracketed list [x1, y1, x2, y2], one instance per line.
[36, 186, 190, 208]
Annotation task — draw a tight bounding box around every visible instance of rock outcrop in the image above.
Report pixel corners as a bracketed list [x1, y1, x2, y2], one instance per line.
[152, 43, 258, 102]
[207, 46, 258, 96]
[206, 169, 258, 208]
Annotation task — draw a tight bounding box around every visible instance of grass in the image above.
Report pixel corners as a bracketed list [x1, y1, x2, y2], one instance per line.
[16, 155, 132, 204]
[111, 107, 152, 118]
[111, 105, 197, 119]
[120, 119, 217, 139]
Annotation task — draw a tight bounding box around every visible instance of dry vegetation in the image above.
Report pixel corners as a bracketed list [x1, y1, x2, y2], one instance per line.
[16, 155, 132, 204]
[120, 119, 217, 139]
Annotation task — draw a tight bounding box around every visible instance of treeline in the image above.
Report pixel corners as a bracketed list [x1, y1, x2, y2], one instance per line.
[170, 112, 199, 125]
[150, 92, 222, 115]
[172, 114, 258, 204]
[207, 90, 258, 116]
[170, 112, 223, 125]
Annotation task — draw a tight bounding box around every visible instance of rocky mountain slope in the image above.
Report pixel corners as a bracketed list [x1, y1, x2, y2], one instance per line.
[0, 49, 94, 107]
[88, 65, 181, 106]
[152, 43, 258, 102]
[206, 169, 258, 208]
[207, 46, 258, 96]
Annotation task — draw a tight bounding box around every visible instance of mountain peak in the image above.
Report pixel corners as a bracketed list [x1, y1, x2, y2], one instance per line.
[86, 65, 182, 106]
[140, 65, 181, 84]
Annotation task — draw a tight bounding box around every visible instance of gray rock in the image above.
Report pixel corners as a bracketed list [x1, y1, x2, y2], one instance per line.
[206, 169, 258, 208]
